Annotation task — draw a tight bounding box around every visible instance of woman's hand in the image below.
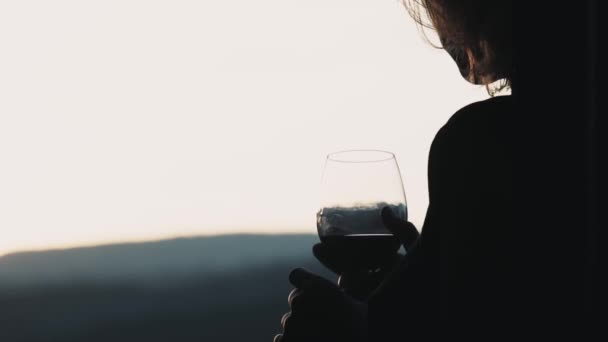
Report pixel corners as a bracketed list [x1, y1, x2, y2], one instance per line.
[274, 268, 367, 342]
[274, 207, 419, 341]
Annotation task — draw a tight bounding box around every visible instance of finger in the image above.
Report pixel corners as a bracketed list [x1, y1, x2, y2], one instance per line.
[281, 316, 322, 342]
[381, 206, 419, 250]
[288, 288, 301, 307]
[273, 334, 283, 342]
[281, 312, 291, 329]
[288, 290, 328, 316]
[288, 268, 337, 294]
[288, 289, 311, 311]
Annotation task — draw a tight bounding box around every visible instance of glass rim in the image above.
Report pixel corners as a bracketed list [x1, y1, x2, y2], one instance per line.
[326, 149, 396, 163]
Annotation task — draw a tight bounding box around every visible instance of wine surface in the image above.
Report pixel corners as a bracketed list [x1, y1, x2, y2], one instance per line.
[316, 202, 406, 237]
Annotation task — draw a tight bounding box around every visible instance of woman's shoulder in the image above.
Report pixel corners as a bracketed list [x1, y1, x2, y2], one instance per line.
[435, 95, 512, 146]
[445, 95, 512, 132]
[429, 95, 513, 174]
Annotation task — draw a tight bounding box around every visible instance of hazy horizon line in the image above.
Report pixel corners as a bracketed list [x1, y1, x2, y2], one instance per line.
[0, 229, 317, 258]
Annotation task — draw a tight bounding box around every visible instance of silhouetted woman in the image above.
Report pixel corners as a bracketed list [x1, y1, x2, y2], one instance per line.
[276, 1, 515, 340]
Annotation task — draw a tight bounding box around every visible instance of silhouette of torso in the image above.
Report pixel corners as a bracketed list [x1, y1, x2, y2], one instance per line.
[369, 95, 514, 335]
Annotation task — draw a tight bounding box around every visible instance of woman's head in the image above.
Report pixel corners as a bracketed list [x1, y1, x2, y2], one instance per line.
[404, 0, 513, 88]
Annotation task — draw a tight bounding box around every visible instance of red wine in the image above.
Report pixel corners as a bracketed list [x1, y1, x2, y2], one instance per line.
[319, 234, 400, 273]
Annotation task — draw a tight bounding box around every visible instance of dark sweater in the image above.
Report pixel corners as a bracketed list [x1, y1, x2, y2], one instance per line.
[369, 95, 514, 335]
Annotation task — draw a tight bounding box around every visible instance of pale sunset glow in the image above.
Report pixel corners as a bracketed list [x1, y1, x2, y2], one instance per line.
[0, 0, 488, 255]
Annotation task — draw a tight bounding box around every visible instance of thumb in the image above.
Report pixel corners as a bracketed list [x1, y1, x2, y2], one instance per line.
[381, 206, 419, 250]
[289, 268, 338, 293]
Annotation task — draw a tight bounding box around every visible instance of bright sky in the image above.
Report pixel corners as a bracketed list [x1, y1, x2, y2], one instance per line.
[0, 0, 488, 256]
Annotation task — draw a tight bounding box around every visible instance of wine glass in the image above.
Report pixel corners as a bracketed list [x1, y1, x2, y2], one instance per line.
[316, 150, 407, 295]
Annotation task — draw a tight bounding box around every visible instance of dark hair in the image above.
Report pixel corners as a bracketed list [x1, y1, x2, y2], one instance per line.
[403, 0, 513, 94]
